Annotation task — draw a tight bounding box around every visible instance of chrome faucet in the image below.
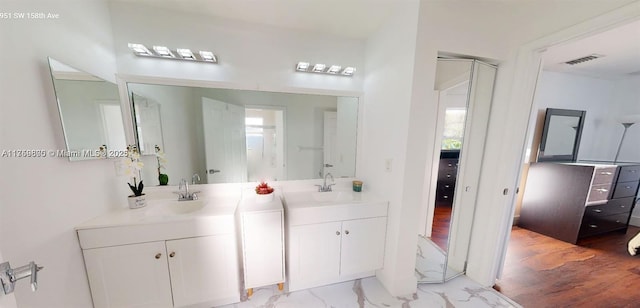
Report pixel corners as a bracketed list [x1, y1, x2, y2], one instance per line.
[316, 172, 335, 192]
[192, 173, 201, 184]
[175, 178, 199, 201]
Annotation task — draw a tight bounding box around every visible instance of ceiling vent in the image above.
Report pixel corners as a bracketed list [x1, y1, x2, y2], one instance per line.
[563, 54, 605, 65]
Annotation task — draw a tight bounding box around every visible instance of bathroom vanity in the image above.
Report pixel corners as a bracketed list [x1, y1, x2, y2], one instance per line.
[75, 182, 389, 307]
[283, 190, 388, 292]
[75, 196, 241, 308]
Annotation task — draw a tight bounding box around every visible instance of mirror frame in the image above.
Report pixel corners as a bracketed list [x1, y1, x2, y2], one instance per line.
[115, 75, 364, 183]
[538, 108, 586, 162]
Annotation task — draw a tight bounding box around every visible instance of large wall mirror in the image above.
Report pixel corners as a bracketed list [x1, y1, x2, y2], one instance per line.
[127, 82, 359, 185]
[48, 58, 127, 161]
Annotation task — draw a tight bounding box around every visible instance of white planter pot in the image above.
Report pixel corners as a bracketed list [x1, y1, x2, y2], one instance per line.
[255, 193, 274, 203]
[128, 194, 147, 209]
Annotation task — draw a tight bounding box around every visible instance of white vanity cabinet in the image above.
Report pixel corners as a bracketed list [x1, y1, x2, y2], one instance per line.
[284, 191, 388, 292]
[237, 194, 285, 295]
[76, 206, 241, 308]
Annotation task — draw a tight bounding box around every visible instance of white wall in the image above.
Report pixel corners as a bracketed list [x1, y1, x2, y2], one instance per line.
[0, 1, 124, 307]
[361, 1, 421, 295]
[530, 71, 640, 162]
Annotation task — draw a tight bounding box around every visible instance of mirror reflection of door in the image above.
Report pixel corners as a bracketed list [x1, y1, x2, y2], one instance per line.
[245, 108, 285, 182]
[202, 97, 247, 183]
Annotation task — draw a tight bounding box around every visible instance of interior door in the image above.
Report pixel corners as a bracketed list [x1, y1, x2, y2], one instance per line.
[323, 111, 338, 177]
[202, 97, 247, 183]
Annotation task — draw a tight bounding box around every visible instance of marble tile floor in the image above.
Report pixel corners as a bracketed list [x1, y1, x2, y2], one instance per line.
[218, 275, 521, 308]
[415, 235, 462, 283]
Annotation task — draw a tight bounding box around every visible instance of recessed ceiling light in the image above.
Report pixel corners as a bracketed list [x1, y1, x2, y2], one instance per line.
[296, 62, 310, 71]
[128, 43, 152, 56]
[313, 64, 326, 72]
[199, 51, 217, 63]
[176, 48, 195, 60]
[342, 67, 356, 76]
[153, 46, 174, 58]
[328, 65, 342, 74]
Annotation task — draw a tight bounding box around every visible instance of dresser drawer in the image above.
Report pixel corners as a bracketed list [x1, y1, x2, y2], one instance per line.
[584, 197, 634, 216]
[579, 212, 630, 237]
[612, 181, 639, 199]
[587, 183, 612, 203]
[618, 165, 640, 183]
[592, 167, 617, 185]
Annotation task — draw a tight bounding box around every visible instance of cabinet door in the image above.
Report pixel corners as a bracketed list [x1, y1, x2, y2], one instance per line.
[166, 235, 240, 308]
[83, 242, 173, 308]
[242, 210, 284, 288]
[289, 222, 342, 290]
[340, 217, 387, 277]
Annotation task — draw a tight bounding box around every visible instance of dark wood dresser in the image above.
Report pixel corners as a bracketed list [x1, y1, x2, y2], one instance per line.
[436, 150, 460, 205]
[519, 162, 640, 244]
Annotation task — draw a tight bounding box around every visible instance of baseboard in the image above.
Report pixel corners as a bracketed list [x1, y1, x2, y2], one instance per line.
[629, 215, 640, 227]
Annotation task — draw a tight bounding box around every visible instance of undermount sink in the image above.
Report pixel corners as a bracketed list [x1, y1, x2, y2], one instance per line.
[311, 191, 354, 203]
[147, 199, 206, 216]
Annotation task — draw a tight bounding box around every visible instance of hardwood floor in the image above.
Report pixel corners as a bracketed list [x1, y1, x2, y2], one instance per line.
[430, 203, 452, 250]
[495, 226, 640, 307]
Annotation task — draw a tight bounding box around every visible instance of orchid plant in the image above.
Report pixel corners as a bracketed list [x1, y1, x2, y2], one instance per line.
[155, 145, 169, 185]
[124, 144, 144, 196]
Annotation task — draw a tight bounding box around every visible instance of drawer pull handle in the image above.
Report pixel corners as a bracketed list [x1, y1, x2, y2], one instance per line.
[600, 172, 613, 175]
[447, 174, 451, 178]
[443, 196, 449, 199]
[444, 185, 450, 188]
[621, 205, 626, 208]
[630, 170, 637, 173]
[595, 188, 608, 193]
[169, 252, 175, 258]
[589, 224, 598, 228]
[616, 220, 621, 223]
[448, 164, 453, 167]
[155, 253, 162, 259]
[345, 230, 350, 235]
[625, 186, 631, 189]
[336, 231, 340, 236]
[593, 209, 602, 213]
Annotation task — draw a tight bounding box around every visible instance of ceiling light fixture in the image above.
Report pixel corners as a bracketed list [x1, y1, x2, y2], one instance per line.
[312, 64, 326, 73]
[296, 62, 310, 71]
[327, 65, 342, 74]
[295, 62, 356, 77]
[128, 43, 152, 56]
[127, 43, 218, 64]
[199, 51, 217, 63]
[342, 67, 356, 76]
[176, 48, 195, 60]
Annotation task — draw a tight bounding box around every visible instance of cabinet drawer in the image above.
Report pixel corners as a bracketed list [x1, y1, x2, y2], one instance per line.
[587, 183, 612, 203]
[613, 181, 639, 199]
[592, 167, 616, 185]
[580, 213, 630, 237]
[584, 197, 634, 216]
[618, 165, 640, 183]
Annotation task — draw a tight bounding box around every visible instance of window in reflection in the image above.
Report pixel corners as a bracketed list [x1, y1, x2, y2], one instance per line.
[245, 109, 284, 181]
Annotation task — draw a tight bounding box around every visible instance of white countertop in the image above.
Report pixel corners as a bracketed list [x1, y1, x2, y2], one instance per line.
[75, 195, 240, 230]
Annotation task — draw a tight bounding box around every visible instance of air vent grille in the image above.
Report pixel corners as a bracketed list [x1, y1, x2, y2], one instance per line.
[564, 54, 605, 65]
